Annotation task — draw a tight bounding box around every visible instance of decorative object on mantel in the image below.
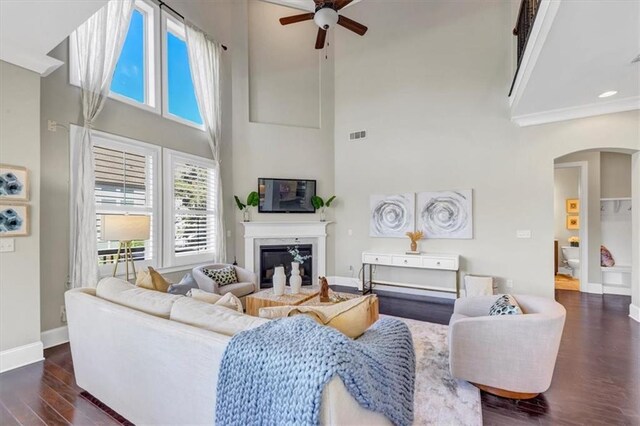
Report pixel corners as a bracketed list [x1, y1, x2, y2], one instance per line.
[234, 191, 259, 222]
[568, 236, 579, 247]
[370, 193, 415, 237]
[289, 262, 302, 293]
[0, 164, 29, 202]
[405, 230, 424, 254]
[311, 195, 336, 222]
[319, 276, 330, 302]
[272, 266, 286, 296]
[417, 190, 473, 239]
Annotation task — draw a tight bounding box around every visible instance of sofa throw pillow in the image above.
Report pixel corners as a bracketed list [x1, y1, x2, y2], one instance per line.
[601, 245, 615, 267]
[135, 268, 154, 290]
[489, 294, 523, 316]
[148, 267, 171, 293]
[167, 273, 199, 295]
[203, 266, 238, 286]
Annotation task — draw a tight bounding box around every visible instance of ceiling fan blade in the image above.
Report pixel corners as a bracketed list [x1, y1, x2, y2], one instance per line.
[315, 28, 327, 49]
[334, 0, 354, 10]
[279, 13, 315, 25]
[337, 15, 368, 36]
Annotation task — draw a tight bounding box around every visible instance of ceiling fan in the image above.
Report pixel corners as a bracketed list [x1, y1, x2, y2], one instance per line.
[278, 0, 368, 49]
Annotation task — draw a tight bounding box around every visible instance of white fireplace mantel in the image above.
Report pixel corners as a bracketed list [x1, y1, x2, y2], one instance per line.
[241, 221, 332, 281]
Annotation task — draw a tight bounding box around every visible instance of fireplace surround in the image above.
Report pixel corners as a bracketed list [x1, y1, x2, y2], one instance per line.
[241, 222, 331, 288]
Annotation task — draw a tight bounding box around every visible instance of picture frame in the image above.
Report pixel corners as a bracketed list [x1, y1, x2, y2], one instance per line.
[566, 215, 579, 230]
[0, 204, 30, 237]
[0, 164, 29, 202]
[566, 198, 579, 214]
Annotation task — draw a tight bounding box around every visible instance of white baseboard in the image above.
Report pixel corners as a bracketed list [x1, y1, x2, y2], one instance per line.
[585, 282, 603, 294]
[0, 341, 44, 373]
[41, 326, 69, 349]
[603, 286, 632, 296]
[630, 304, 640, 323]
[327, 276, 360, 289]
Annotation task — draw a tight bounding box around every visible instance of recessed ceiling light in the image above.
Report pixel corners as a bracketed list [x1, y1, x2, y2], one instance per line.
[598, 91, 618, 98]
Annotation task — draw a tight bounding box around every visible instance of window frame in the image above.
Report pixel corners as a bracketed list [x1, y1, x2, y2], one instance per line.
[161, 12, 205, 130]
[69, 125, 162, 278]
[69, 0, 161, 114]
[163, 148, 218, 268]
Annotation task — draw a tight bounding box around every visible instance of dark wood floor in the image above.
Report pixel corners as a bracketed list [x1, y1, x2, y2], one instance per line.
[0, 289, 637, 425]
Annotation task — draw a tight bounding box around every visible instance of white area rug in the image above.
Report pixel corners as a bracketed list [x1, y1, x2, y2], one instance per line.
[383, 315, 482, 426]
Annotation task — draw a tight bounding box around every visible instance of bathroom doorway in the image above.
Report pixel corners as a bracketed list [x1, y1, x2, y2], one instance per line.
[554, 149, 636, 301]
[554, 162, 587, 291]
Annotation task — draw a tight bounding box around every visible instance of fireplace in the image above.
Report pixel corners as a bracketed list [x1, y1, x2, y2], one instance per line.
[259, 244, 313, 288]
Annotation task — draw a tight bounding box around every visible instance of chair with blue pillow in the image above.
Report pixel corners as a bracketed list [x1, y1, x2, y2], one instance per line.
[448, 294, 566, 399]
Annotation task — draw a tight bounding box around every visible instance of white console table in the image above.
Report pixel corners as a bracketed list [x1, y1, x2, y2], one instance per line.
[361, 251, 461, 298]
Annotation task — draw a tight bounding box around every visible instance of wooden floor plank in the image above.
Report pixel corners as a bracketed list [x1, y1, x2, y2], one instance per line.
[0, 288, 636, 425]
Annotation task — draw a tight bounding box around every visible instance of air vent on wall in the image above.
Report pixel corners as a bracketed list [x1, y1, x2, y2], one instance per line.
[349, 130, 367, 141]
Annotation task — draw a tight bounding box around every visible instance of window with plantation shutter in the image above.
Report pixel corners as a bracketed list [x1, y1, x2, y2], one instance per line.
[71, 127, 161, 276]
[164, 149, 219, 266]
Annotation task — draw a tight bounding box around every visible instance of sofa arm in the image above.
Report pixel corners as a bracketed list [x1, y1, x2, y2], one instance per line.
[454, 295, 501, 317]
[192, 266, 219, 294]
[449, 313, 565, 393]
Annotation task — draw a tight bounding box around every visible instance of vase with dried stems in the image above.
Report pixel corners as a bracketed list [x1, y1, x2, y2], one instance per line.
[406, 231, 424, 252]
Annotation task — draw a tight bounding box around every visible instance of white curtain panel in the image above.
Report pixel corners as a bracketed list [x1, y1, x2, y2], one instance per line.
[185, 22, 226, 263]
[70, 0, 134, 288]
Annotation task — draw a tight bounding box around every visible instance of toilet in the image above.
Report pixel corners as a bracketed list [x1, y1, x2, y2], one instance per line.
[561, 246, 580, 279]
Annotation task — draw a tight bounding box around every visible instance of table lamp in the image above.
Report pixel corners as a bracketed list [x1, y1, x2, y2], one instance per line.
[101, 214, 150, 281]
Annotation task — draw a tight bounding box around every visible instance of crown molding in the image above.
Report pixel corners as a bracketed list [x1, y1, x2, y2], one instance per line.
[512, 96, 640, 127]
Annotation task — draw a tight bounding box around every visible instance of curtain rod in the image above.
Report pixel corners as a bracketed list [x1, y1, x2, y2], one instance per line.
[156, 0, 228, 51]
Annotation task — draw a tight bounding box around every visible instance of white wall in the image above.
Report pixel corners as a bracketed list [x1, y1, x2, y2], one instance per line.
[554, 167, 579, 265]
[600, 153, 632, 267]
[332, 0, 640, 298]
[0, 61, 42, 366]
[39, 1, 234, 333]
[231, 0, 335, 271]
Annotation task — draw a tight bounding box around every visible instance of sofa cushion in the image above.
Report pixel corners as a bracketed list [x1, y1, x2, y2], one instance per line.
[168, 273, 199, 295]
[203, 265, 238, 286]
[96, 277, 183, 318]
[258, 295, 374, 339]
[448, 313, 468, 325]
[170, 297, 267, 336]
[489, 294, 523, 316]
[218, 281, 255, 298]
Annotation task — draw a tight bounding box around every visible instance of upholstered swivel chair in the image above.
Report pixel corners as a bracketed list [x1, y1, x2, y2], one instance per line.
[192, 264, 258, 302]
[448, 294, 566, 399]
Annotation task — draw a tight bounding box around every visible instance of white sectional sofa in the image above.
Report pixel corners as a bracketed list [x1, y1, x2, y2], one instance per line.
[65, 277, 391, 425]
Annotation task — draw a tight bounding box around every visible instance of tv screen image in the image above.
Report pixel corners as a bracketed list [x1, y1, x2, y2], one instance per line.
[258, 178, 316, 213]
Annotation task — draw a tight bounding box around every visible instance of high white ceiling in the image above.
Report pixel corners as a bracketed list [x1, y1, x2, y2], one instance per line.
[262, 0, 361, 13]
[0, 0, 107, 75]
[511, 0, 640, 124]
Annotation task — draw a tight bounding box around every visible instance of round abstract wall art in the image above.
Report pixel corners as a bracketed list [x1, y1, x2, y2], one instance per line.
[370, 193, 415, 238]
[417, 190, 473, 239]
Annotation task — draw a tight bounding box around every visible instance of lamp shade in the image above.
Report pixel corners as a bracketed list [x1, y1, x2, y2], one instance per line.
[101, 215, 150, 241]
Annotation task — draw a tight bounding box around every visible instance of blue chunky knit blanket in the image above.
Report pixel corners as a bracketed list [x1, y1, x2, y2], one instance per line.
[215, 315, 415, 426]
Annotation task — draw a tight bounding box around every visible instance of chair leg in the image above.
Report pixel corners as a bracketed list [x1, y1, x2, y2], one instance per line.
[472, 383, 539, 400]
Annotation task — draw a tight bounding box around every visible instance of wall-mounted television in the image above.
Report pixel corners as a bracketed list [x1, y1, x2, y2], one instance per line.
[258, 178, 316, 213]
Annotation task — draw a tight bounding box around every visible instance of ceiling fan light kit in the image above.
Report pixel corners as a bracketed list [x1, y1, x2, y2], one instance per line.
[314, 7, 339, 29]
[279, 0, 368, 49]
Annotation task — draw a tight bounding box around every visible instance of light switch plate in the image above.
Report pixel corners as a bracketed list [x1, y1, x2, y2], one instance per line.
[516, 230, 532, 239]
[0, 238, 15, 252]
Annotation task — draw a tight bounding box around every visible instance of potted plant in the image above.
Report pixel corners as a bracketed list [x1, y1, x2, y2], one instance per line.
[234, 191, 259, 222]
[568, 236, 579, 247]
[311, 195, 336, 222]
